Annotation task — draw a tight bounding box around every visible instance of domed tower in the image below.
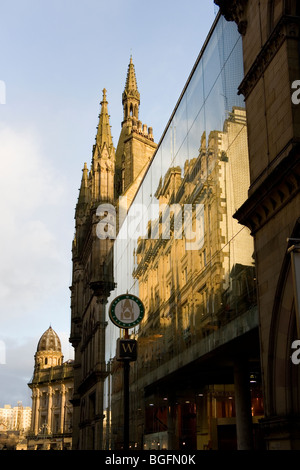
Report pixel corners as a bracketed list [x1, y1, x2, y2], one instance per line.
[34, 326, 63, 370]
[28, 327, 74, 450]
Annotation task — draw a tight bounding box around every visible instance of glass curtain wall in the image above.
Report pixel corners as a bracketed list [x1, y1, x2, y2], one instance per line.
[104, 14, 260, 450]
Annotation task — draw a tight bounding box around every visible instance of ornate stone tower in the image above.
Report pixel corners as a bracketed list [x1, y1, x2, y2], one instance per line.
[115, 57, 157, 206]
[69, 61, 156, 450]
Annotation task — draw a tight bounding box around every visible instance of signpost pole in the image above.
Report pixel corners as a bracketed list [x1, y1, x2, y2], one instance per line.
[108, 294, 144, 452]
[123, 328, 129, 451]
[123, 372, 130, 447]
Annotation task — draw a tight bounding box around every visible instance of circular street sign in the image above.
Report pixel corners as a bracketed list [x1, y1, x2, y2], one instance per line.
[109, 294, 145, 329]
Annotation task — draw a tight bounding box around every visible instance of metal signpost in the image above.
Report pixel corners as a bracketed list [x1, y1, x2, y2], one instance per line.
[108, 293, 145, 450]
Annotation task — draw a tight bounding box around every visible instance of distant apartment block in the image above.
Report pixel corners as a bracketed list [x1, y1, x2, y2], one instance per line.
[0, 403, 31, 432]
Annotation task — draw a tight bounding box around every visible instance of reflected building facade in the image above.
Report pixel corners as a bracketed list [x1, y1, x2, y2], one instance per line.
[105, 14, 263, 450]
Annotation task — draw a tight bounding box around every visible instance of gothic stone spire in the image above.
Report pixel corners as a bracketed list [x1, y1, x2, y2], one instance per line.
[122, 57, 140, 121]
[95, 88, 114, 153]
[91, 88, 115, 203]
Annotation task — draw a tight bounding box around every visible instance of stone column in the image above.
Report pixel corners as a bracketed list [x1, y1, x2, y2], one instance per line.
[47, 387, 53, 433]
[234, 357, 253, 450]
[30, 389, 36, 434]
[196, 392, 209, 450]
[167, 393, 177, 449]
[33, 388, 40, 435]
[60, 384, 66, 433]
[96, 380, 105, 450]
[95, 294, 109, 450]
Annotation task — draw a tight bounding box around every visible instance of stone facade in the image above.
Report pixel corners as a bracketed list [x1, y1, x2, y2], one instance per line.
[69, 59, 156, 450]
[216, 0, 300, 450]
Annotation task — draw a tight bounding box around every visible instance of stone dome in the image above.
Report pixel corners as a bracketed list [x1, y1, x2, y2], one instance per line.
[37, 326, 62, 352]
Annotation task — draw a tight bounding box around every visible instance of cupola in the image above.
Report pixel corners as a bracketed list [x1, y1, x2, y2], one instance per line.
[34, 326, 64, 370]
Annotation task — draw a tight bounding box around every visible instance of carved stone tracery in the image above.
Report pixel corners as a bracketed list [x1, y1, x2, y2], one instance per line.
[234, 145, 300, 235]
[238, 16, 300, 99]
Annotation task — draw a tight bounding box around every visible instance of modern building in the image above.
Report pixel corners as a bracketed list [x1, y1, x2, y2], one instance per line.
[215, 0, 300, 450]
[27, 326, 74, 450]
[0, 403, 31, 433]
[69, 59, 157, 450]
[104, 13, 263, 450]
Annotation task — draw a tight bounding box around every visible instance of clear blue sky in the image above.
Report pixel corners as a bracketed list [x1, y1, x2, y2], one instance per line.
[0, 0, 217, 406]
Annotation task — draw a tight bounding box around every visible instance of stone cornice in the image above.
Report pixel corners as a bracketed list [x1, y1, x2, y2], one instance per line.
[238, 15, 300, 100]
[234, 144, 300, 234]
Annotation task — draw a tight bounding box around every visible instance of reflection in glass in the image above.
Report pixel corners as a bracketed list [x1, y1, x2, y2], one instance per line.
[104, 14, 260, 451]
[186, 60, 204, 129]
[172, 95, 188, 165]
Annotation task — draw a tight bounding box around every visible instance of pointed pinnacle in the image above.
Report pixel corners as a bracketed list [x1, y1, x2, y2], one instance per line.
[123, 56, 140, 103]
[96, 88, 113, 150]
[102, 88, 107, 103]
